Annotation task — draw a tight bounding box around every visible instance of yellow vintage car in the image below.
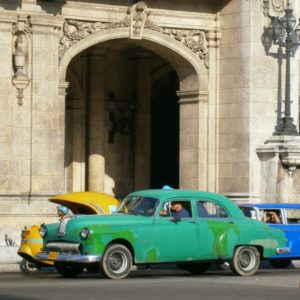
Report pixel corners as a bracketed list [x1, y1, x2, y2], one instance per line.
[18, 192, 120, 273]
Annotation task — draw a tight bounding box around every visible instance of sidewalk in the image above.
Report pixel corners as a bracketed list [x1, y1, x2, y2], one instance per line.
[0, 246, 21, 272]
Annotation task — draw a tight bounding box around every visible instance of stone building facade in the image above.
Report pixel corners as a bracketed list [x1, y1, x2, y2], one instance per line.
[1, 0, 300, 245]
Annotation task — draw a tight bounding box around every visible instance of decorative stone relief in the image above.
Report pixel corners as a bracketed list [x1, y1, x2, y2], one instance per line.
[263, 0, 287, 17]
[272, 0, 284, 12]
[128, 1, 149, 39]
[59, 1, 209, 68]
[263, 0, 270, 16]
[12, 16, 32, 106]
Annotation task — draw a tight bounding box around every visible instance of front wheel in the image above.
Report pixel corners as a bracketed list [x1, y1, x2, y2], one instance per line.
[230, 246, 260, 276]
[100, 244, 132, 279]
[20, 258, 39, 274]
[269, 259, 292, 269]
[54, 262, 84, 278]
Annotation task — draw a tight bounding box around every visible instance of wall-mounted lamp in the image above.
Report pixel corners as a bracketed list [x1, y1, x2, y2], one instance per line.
[107, 91, 138, 143]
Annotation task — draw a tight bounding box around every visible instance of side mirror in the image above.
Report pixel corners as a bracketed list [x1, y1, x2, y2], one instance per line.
[171, 216, 181, 223]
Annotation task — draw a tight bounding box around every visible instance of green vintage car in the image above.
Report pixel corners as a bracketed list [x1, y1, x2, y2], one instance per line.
[35, 189, 289, 279]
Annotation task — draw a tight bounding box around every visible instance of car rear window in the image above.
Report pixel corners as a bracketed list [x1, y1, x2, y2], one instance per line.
[197, 201, 229, 218]
[285, 209, 300, 224]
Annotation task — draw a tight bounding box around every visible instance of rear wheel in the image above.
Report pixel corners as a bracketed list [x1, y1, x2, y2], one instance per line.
[100, 244, 132, 279]
[54, 262, 84, 278]
[230, 246, 260, 276]
[269, 259, 292, 269]
[20, 258, 39, 274]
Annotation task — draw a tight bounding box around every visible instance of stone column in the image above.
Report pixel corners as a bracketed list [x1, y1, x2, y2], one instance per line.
[134, 53, 151, 190]
[30, 16, 65, 197]
[206, 29, 221, 192]
[65, 97, 84, 192]
[87, 49, 106, 192]
[177, 90, 208, 190]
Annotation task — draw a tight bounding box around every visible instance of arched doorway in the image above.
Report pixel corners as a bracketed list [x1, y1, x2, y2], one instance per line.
[60, 27, 208, 197]
[65, 42, 180, 196]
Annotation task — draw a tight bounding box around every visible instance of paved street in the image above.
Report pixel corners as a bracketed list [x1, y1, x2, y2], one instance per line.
[0, 263, 299, 300]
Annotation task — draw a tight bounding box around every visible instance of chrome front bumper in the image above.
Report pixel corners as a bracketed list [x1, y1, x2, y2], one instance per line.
[276, 247, 291, 254]
[35, 252, 102, 263]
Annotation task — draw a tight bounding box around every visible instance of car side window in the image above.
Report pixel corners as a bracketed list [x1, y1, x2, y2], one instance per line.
[262, 209, 282, 224]
[160, 200, 192, 218]
[197, 201, 229, 218]
[285, 209, 300, 224]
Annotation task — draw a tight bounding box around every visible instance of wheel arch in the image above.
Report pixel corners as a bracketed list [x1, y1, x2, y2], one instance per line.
[232, 244, 263, 257]
[106, 238, 135, 262]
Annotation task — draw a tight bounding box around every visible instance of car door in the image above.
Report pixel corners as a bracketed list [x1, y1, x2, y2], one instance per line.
[152, 199, 199, 262]
[196, 199, 236, 259]
[258, 208, 290, 258]
[282, 208, 300, 257]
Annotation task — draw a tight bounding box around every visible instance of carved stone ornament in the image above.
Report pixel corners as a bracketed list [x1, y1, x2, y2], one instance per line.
[263, 0, 286, 17]
[12, 16, 31, 106]
[58, 1, 209, 68]
[263, 0, 270, 16]
[272, 0, 284, 12]
[12, 15, 32, 36]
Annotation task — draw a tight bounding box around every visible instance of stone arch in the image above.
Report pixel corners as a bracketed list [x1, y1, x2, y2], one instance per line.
[60, 26, 212, 191]
[59, 27, 208, 93]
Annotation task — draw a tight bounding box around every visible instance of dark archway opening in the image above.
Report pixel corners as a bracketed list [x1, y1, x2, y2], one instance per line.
[151, 70, 179, 189]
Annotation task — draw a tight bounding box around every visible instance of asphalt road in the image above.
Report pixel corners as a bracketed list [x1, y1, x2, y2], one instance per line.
[0, 263, 299, 300]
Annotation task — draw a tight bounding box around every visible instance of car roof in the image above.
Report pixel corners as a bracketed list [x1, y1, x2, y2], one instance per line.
[129, 189, 227, 200]
[239, 203, 300, 209]
[128, 189, 244, 218]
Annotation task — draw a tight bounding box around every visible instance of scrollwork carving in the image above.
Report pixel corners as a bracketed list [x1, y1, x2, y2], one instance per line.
[263, 0, 286, 17]
[58, 1, 209, 67]
[263, 0, 270, 16]
[272, 0, 284, 12]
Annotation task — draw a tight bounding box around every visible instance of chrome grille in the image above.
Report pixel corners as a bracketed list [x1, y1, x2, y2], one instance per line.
[46, 242, 81, 254]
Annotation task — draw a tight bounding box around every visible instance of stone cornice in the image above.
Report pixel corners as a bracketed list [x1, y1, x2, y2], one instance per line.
[62, 2, 216, 27]
[257, 135, 300, 176]
[0, 12, 19, 25]
[59, 2, 210, 68]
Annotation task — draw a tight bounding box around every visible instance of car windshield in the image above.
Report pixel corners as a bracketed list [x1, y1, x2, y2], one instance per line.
[116, 196, 160, 216]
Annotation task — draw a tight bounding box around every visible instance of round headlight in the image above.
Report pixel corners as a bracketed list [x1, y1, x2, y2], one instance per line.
[80, 228, 90, 240]
[39, 226, 48, 238]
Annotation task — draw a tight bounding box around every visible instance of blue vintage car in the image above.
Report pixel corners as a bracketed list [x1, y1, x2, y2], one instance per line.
[239, 203, 300, 268]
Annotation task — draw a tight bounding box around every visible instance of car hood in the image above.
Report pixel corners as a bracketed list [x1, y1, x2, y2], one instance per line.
[45, 213, 153, 236]
[49, 192, 120, 215]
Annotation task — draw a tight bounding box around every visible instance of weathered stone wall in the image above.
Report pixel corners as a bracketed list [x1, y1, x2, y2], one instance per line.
[0, 0, 217, 247]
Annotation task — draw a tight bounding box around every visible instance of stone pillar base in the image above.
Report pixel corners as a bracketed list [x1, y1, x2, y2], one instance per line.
[256, 135, 300, 202]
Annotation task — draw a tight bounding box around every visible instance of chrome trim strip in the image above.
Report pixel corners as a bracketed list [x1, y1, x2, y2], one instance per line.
[35, 252, 102, 263]
[276, 247, 291, 254]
